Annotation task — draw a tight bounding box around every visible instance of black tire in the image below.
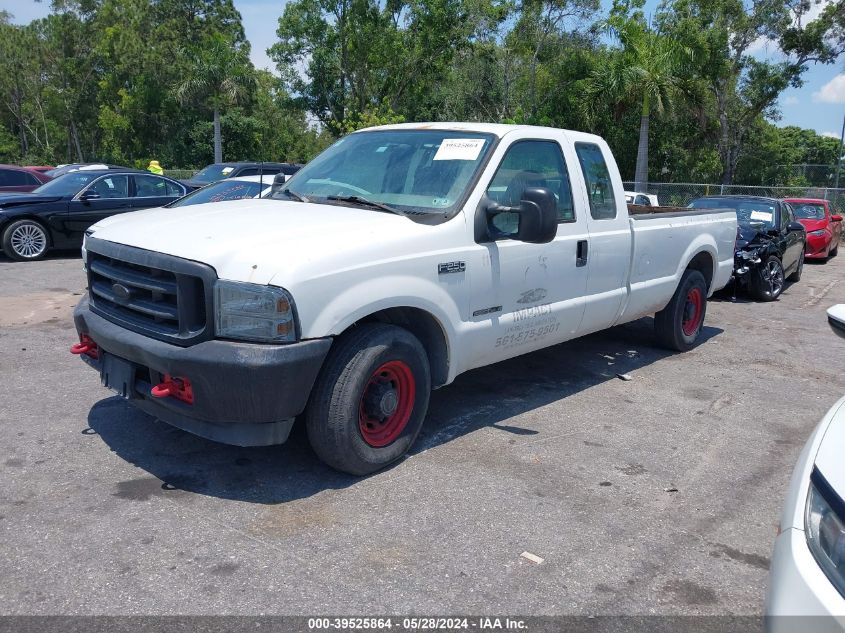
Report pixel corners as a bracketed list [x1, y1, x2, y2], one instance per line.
[654, 269, 707, 352]
[787, 250, 804, 282]
[305, 323, 431, 475]
[2, 219, 49, 261]
[751, 255, 785, 301]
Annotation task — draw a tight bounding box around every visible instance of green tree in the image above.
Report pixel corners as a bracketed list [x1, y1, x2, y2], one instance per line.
[587, 4, 693, 190]
[658, 0, 845, 184]
[176, 33, 256, 163]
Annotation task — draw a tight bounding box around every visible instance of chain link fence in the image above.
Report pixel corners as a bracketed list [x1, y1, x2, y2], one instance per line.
[622, 182, 845, 211]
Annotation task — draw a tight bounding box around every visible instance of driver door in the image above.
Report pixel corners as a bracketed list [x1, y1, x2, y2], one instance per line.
[464, 135, 589, 370]
[65, 174, 132, 235]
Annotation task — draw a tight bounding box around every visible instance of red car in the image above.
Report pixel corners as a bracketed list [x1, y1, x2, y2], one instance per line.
[784, 197, 843, 260]
[25, 165, 55, 174]
[0, 165, 52, 193]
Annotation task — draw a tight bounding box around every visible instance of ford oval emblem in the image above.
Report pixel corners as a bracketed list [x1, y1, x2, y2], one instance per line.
[111, 283, 132, 304]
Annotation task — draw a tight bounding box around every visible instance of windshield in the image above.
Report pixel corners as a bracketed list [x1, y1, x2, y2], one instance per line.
[270, 130, 495, 214]
[191, 164, 236, 183]
[168, 180, 266, 207]
[33, 172, 100, 196]
[792, 203, 825, 220]
[688, 197, 777, 229]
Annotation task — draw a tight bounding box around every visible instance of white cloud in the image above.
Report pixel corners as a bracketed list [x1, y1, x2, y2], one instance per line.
[813, 74, 845, 104]
[822, 131, 842, 139]
[783, 96, 799, 105]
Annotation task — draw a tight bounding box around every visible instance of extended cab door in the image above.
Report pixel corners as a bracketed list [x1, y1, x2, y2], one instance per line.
[570, 138, 632, 335]
[465, 133, 589, 369]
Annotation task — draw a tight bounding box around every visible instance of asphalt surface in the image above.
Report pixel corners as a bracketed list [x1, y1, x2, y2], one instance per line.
[1, 249, 844, 616]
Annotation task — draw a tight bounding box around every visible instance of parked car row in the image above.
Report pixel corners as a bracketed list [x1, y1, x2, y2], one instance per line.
[685, 195, 843, 302]
[0, 161, 302, 261]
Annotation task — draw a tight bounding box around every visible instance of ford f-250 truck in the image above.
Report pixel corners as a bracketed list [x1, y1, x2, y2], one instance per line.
[72, 123, 737, 475]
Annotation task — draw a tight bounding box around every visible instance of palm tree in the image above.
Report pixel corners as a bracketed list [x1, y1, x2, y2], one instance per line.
[587, 20, 692, 192]
[176, 35, 256, 163]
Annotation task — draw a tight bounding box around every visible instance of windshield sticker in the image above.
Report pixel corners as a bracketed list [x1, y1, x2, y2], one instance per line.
[433, 138, 485, 161]
[376, 146, 387, 153]
[221, 167, 234, 175]
[750, 210, 773, 222]
[432, 197, 450, 207]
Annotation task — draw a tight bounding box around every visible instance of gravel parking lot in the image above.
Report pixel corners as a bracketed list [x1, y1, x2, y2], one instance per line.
[1, 250, 844, 616]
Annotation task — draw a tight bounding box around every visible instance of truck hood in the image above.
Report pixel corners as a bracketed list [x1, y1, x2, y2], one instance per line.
[88, 199, 434, 285]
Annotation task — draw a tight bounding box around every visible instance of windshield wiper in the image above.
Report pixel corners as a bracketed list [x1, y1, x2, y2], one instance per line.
[326, 195, 405, 216]
[280, 189, 310, 203]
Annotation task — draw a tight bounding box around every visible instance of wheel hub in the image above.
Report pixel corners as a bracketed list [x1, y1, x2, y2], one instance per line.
[358, 360, 416, 448]
[363, 382, 399, 418]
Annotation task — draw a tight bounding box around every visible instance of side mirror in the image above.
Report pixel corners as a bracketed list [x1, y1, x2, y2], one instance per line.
[80, 190, 101, 201]
[786, 222, 805, 233]
[515, 187, 558, 243]
[832, 214, 843, 222]
[828, 305, 845, 340]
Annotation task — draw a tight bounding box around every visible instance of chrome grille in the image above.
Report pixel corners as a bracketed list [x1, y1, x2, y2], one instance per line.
[86, 239, 215, 346]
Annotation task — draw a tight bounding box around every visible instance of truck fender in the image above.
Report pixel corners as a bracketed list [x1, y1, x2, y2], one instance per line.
[302, 275, 460, 385]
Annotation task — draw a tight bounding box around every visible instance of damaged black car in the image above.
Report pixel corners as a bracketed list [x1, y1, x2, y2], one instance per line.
[688, 196, 806, 301]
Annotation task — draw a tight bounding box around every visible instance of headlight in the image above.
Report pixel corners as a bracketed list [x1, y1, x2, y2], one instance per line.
[809, 229, 828, 237]
[214, 280, 297, 343]
[738, 249, 762, 263]
[806, 470, 845, 597]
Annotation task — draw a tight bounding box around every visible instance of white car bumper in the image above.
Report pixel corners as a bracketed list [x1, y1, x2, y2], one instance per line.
[766, 527, 845, 631]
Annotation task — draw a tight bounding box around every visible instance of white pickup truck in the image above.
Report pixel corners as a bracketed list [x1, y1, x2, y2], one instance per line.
[73, 123, 737, 474]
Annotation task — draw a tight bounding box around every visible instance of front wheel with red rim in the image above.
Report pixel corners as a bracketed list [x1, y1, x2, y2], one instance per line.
[306, 323, 431, 475]
[655, 269, 708, 352]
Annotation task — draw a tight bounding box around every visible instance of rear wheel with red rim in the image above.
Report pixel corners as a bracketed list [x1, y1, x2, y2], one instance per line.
[655, 269, 708, 352]
[306, 323, 431, 475]
[681, 287, 703, 337]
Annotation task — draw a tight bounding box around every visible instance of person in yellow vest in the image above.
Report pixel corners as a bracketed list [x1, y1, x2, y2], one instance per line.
[147, 160, 164, 175]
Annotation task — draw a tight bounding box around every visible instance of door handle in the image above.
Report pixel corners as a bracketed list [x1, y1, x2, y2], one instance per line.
[576, 240, 588, 267]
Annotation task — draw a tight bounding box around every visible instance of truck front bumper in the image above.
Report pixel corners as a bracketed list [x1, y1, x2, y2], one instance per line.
[73, 295, 332, 446]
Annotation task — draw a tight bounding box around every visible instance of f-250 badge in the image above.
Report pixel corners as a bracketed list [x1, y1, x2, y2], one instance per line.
[517, 288, 548, 304]
[438, 261, 466, 274]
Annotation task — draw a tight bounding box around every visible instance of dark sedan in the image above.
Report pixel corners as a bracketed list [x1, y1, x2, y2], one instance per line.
[0, 170, 186, 261]
[688, 195, 806, 301]
[0, 165, 52, 193]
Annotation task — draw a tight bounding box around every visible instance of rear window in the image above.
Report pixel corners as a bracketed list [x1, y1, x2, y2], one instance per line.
[169, 180, 264, 207]
[689, 198, 776, 228]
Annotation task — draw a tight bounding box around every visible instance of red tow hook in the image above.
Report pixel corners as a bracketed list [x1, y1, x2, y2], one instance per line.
[70, 335, 99, 359]
[151, 374, 194, 404]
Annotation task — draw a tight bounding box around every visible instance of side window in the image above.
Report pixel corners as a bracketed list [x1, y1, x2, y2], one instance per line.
[635, 194, 650, 206]
[134, 175, 183, 197]
[575, 142, 617, 220]
[89, 175, 129, 198]
[485, 140, 575, 222]
[0, 170, 32, 186]
[781, 204, 791, 230]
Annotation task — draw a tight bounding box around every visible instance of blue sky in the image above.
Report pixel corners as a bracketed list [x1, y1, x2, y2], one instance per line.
[2, 0, 844, 138]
